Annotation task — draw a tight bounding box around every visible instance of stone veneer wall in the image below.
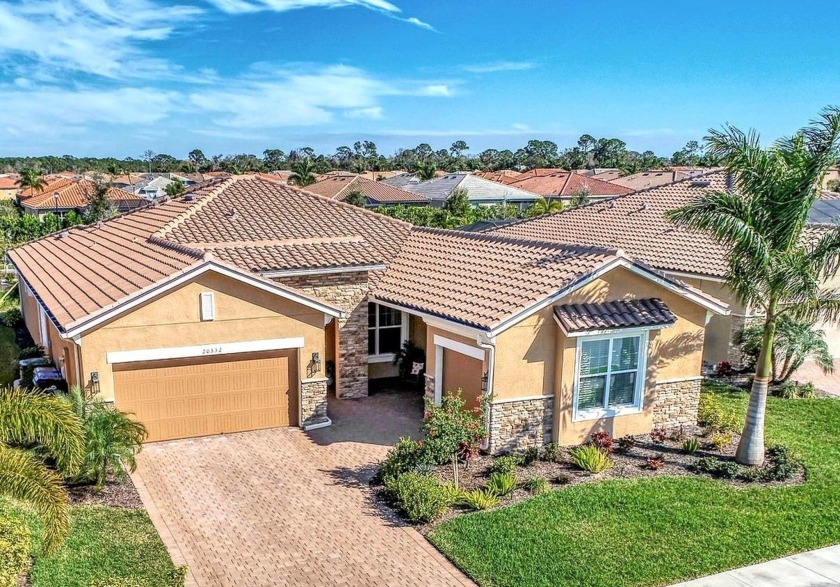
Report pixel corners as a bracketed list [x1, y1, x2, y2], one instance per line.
[300, 378, 329, 428]
[652, 378, 702, 429]
[488, 397, 554, 454]
[272, 271, 370, 399]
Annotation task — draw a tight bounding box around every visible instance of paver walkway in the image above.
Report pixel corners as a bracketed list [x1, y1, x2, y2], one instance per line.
[792, 359, 840, 397]
[672, 545, 840, 586]
[132, 392, 474, 587]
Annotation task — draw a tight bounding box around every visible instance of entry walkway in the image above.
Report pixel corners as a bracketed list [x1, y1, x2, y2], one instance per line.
[673, 545, 840, 586]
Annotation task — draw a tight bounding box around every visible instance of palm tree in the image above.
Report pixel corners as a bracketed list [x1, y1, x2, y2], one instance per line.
[526, 196, 564, 217]
[416, 161, 437, 181]
[569, 187, 592, 208]
[289, 158, 317, 187]
[0, 388, 84, 554]
[16, 169, 45, 195]
[668, 107, 840, 465]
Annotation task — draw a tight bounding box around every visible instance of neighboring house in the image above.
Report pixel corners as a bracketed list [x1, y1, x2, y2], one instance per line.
[505, 169, 633, 202]
[606, 169, 711, 191]
[473, 170, 523, 184]
[122, 173, 199, 200]
[10, 176, 727, 452]
[17, 177, 147, 217]
[305, 174, 428, 207]
[0, 176, 19, 200]
[491, 169, 840, 364]
[384, 172, 542, 210]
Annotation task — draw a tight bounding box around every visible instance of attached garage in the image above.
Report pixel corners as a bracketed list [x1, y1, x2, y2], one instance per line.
[113, 351, 298, 442]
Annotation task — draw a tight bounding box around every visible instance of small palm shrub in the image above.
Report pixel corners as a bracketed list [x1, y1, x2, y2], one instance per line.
[0, 514, 30, 587]
[522, 476, 549, 495]
[487, 471, 517, 496]
[389, 472, 450, 523]
[540, 442, 562, 463]
[439, 482, 464, 506]
[570, 445, 613, 473]
[460, 489, 499, 511]
[490, 454, 520, 474]
[681, 438, 700, 454]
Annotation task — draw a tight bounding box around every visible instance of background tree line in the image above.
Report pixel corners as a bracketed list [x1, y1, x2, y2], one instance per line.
[0, 136, 721, 177]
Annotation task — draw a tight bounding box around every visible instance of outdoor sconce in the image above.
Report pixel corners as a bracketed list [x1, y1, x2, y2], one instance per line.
[311, 352, 321, 373]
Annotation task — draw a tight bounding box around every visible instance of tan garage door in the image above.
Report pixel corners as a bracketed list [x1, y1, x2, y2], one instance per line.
[113, 350, 298, 442]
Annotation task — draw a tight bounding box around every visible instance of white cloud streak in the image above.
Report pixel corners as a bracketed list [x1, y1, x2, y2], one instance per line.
[463, 61, 535, 74]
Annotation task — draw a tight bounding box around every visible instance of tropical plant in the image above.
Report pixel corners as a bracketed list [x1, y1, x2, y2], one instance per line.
[540, 442, 562, 463]
[668, 107, 840, 465]
[343, 189, 366, 207]
[16, 168, 45, 195]
[708, 430, 734, 451]
[164, 179, 185, 198]
[642, 456, 664, 470]
[0, 387, 84, 554]
[589, 431, 613, 452]
[490, 454, 520, 475]
[525, 196, 563, 217]
[568, 186, 592, 207]
[84, 176, 116, 223]
[415, 160, 437, 181]
[737, 315, 833, 383]
[66, 386, 147, 490]
[443, 187, 470, 216]
[681, 438, 700, 454]
[522, 476, 549, 495]
[776, 381, 816, 399]
[698, 393, 741, 433]
[615, 435, 637, 453]
[570, 445, 613, 473]
[459, 488, 499, 511]
[486, 471, 517, 496]
[289, 158, 317, 187]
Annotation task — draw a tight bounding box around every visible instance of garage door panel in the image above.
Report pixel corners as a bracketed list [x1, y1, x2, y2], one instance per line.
[113, 351, 297, 442]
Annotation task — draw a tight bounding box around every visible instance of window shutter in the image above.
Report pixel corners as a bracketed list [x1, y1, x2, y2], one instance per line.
[200, 292, 215, 321]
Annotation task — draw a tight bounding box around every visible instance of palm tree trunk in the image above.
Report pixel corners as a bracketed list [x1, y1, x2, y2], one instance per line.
[736, 310, 777, 466]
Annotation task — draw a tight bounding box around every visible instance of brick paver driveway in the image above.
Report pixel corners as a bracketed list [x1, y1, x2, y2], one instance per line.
[132, 392, 473, 587]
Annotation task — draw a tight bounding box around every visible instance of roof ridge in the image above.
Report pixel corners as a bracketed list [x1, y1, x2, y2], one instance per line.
[154, 177, 235, 240]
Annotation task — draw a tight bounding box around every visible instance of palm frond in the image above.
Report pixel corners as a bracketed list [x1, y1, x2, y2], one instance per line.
[0, 388, 84, 476]
[0, 444, 70, 555]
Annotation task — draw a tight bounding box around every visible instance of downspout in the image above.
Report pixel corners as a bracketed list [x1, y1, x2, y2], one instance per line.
[477, 335, 496, 452]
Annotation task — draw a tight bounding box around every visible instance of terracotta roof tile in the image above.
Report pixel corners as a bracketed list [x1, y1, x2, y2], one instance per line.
[20, 177, 146, 210]
[306, 175, 428, 204]
[554, 298, 676, 333]
[493, 170, 731, 277]
[507, 170, 633, 197]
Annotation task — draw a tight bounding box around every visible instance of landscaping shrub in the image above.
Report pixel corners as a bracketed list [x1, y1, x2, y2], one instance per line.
[642, 456, 664, 470]
[490, 454, 520, 475]
[650, 428, 667, 443]
[555, 473, 573, 485]
[487, 471, 517, 497]
[440, 482, 464, 507]
[390, 472, 451, 523]
[760, 444, 799, 481]
[715, 360, 734, 376]
[0, 514, 30, 587]
[775, 382, 816, 399]
[522, 477, 549, 495]
[518, 446, 540, 466]
[460, 489, 499, 511]
[708, 430, 734, 451]
[0, 308, 21, 328]
[422, 390, 487, 466]
[540, 442, 562, 463]
[691, 457, 740, 479]
[681, 438, 700, 454]
[698, 393, 741, 432]
[615, 435, 637, 453]
[18, 345, 45, 360]
[589, 431, 613, 452]
[90, 579, 145, 587]
[374, 437, 432, 488]
[570, 445, 613, 473]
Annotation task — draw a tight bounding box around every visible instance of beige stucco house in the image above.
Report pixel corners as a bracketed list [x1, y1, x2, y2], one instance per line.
[11, 176, 727, 451]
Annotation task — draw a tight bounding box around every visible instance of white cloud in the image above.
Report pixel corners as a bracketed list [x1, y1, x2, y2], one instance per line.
[420, 84, 452, 97]
[345, 106, 384, 119]
[0, 0, 202, 79]
[203, 0, 434, 29]
[463, 61, 535, 74]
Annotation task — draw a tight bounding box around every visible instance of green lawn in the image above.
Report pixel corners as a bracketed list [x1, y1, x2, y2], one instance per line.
[0, 324, 20, 386]
[429, 382, 840, 587]
[5, 502, 182, 587]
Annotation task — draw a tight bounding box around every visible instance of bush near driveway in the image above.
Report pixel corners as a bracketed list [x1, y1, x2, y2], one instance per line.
[0, 513, 31, 587]
[429, 382, 840, 587]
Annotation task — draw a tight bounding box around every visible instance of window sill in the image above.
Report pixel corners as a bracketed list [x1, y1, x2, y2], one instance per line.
[368, 354, 397, 364]
[573, 405, 642, 422]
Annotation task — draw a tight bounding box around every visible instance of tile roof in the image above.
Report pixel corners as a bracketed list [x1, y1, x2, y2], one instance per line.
[306, 175, 428, 204]
[492, 170, 731, 278]
[607, 169, 714, 191]
[373, 228, 621, 330]
[507, 170, 633, 197]
[10, 176, 411, 331]
[20, 178, 146, 210]
[0, 176, 19, 189]
[387, 172, 541, 203]
[554, 298, 676, 333]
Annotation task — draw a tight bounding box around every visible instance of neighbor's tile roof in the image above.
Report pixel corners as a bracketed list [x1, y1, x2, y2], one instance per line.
[20, 178, 146, 210]
[554, 298, 676, 333]
[398, 173, 541, 203]
[10, 176, 411, 331]
[372, 228, 620, 330]
[306, 174, 428, 204]
[493, 170, 731, 278]
[507, 170, 633, 197]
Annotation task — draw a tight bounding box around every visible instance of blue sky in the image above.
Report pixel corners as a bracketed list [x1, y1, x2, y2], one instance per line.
[0, 0, 837, 159]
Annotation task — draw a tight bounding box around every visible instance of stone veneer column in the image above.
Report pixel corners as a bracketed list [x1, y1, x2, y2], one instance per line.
[272, 271, 370, 399]
[488, 397, 554, 454]
[652, 378, 702, 429]
[300, 378, 329, 428]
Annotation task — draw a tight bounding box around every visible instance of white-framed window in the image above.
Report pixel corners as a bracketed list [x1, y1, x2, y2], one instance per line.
[573, 331, 648, 421]
[200, 292, 215, 321]
[368, 303, 407, 362]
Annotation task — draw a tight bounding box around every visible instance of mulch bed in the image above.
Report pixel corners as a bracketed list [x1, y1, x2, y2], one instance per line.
[375, 426, 806, 531]
[67, 475, 144, 509]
